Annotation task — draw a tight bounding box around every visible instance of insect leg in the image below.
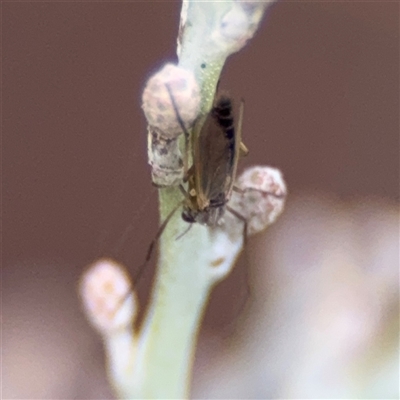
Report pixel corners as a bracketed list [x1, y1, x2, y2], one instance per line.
[165, 83, 191, 179]
[232, 185, 285, 199]
[235, 99, 249, 158]
[237, 99, 244, 134]
[226, 205, 248, 247]
[133, 201, 183, 284]
[111, 201, 183, 317]
[179, 183, 191, 198]
[147, 202, 182, 262]
[225, 204, 251, 326]
[176, 183, 196, 240]
[239, 141, 249, 157]
[182, 164, 194, 183]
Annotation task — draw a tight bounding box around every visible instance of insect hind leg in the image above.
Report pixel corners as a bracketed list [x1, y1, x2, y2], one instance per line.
[226, 205, 248, 247]
[132, 201, 183, 286]
[225, 204, 252, 328]
[232, 185, 285, 199]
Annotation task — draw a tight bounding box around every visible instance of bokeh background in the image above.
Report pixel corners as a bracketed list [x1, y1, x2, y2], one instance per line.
[3, 1, 399, 398]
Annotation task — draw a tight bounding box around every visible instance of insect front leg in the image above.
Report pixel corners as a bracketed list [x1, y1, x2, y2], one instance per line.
[165, 84, 192, 179]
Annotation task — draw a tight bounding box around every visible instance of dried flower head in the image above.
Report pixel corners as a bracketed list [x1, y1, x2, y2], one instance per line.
[229, 166, 287, 236]
[142, 63, 201, 139]
[79, 259, 136, 335]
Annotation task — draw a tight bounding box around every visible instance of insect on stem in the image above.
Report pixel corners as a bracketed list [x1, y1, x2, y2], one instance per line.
[135, 90, 287, 288]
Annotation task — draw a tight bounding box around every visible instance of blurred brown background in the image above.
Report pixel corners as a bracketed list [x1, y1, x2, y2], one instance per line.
[3, 1, 399, 399]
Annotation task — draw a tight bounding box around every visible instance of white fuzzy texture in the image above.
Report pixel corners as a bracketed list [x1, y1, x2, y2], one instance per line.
[79, 259, 136, 335]
[230, 166, 287, 235]
[142, 64, 200, 139]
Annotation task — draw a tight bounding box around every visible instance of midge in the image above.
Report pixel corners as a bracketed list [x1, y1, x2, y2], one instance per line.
[143, 87, 266, 266]
[155, 85, 285, 241]
[131, 87, 284, 281]
[106, 87, 246, 279]
[166, 85, 249, 228]
[141, 89, 249, 268]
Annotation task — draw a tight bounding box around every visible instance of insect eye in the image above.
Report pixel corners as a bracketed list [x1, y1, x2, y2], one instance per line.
[182, 210, 195, 223]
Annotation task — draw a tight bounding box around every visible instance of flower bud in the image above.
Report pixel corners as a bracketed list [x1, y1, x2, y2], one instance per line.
[142, 63, 201, 139]
[79, 259, 136, 335]
[230, 166, 287, 236]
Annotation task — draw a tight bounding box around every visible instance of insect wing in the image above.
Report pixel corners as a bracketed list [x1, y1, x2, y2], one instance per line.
[228, 98, 244, 199]
[194, 99, 236, 209]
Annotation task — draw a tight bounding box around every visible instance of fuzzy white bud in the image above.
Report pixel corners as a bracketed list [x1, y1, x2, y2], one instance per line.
[142, 63, 201, 139]
[79, 259, 136, 335]
[209, 1, 272, 56]
[219, 5, 251, 42]
[229, 166, 287, 236]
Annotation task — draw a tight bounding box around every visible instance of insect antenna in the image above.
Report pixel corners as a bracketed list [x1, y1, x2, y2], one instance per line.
[176, 222, 193, 240]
